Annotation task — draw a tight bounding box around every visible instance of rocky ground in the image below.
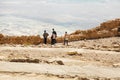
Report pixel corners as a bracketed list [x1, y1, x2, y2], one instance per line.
[0, 37, 120, 80]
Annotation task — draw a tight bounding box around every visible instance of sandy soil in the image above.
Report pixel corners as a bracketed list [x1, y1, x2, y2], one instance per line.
[0, 37, 120, 80]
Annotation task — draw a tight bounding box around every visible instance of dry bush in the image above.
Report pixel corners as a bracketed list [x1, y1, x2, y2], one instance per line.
[0, 34, 42, 45]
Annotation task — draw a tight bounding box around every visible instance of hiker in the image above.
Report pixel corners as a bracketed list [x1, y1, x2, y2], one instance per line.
[43, 30, 49, 44]
[64, 32, 69, 46]
[51, 28, 57, 45]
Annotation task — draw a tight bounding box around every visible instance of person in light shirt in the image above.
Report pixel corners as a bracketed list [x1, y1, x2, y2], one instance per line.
[64, 32, 69, 46]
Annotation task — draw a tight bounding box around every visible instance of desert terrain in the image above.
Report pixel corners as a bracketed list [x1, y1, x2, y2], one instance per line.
[0, 37, 120, 80]
[0, 0, 120, 79]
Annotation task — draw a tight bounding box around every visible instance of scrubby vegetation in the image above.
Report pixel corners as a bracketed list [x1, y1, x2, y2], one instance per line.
[0, 34, 42, 45]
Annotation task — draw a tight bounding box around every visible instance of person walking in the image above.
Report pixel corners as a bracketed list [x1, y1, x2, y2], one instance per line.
[51, 28, 57, 45]
[64, 32, 69, 46]
[43, 30, 49, 44]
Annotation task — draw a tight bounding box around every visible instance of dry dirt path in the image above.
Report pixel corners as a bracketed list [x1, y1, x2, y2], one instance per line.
[0, 47, 120, 80]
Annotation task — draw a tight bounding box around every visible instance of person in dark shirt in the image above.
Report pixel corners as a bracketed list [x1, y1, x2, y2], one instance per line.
[43, 30, 49, 44]
[51, 28, 57, 45]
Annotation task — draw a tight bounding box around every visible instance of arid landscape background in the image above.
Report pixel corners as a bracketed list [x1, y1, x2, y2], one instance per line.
[0, 19, 120, 80]
[0, 0, 120, 79]
[0, 18, 120, 44]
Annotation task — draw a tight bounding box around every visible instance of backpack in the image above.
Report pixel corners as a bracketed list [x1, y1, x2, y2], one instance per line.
[52, 34, 56, 39]
[53, 31, 57, 37]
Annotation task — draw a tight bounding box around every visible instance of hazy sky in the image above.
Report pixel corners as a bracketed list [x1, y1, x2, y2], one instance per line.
[0, 0, 120, 29]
